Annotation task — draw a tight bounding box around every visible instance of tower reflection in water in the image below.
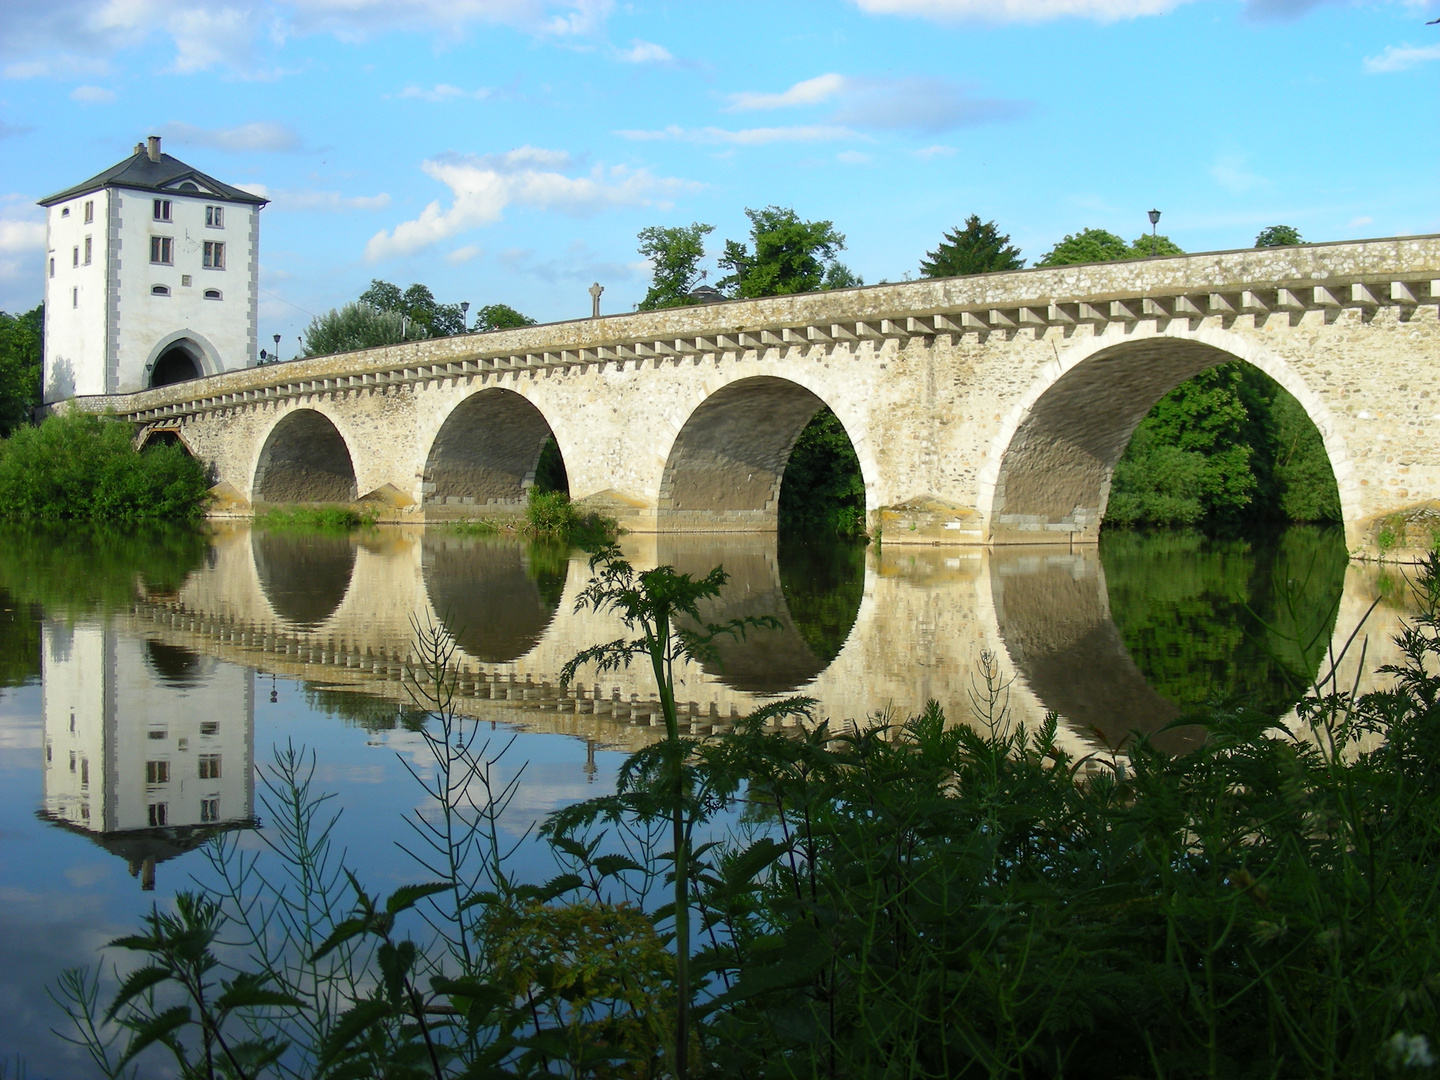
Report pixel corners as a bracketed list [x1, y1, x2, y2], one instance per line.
[39, 621, 255, 891]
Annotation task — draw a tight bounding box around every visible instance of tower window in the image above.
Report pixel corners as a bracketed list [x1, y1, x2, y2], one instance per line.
[205, 205, 224, 228]
[198, 754, 221, 780]
[148, 803, 168, 827]
[153, 199, 172, 222]
[150, 236, 174, 265]
[203, 241, 225, 270]
[72, 288, 78, 308]
[72, 247, 78, 268]
[203, 289, 222, 300]
[49, 258, 54, 278]
[61, 207, 70, 218]
[83, 236, 91, 265]
[200, 720, 219, 736]
[201, 798, 219, 823]
[145, 760, 170, 784]
[151, 285, 171, 296]
[84, 200, 94, 224]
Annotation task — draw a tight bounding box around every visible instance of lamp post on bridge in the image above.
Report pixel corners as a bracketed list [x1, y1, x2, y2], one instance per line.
[1148, 209, 1161, 257]
[460, 301, 469, 332]
[273, 333, 281, 363]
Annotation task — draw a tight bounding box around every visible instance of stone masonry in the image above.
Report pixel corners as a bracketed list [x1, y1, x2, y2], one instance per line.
[69, 236, 1440, 557]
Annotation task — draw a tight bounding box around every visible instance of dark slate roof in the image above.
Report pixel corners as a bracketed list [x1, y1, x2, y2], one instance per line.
[38, 147, 269, 208]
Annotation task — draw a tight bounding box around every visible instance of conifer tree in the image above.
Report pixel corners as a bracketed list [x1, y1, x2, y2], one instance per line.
[919, 216, 1024, 278]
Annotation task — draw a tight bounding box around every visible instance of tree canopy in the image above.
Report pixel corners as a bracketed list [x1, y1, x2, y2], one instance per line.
[920, 216, 1024, 278]
[1255, 225, 1304, 248]
[473, 304, 537, 332]
[717, 207, 861, 298]
[359, 280, 467, 337]
[637, 223, 715, 311]
[1037, 227, 1183, 266]
[0, 305, 42, 436]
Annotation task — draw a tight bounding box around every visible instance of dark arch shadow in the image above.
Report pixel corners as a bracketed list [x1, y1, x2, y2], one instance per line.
[423, 389, 562, 518]
[660, 377, 845, 532]
[991, 339, 1336, 544]
[253, 410, 358, 504]
[421, 534, 568, 663]
[143, 639, 213, 689]
[151, 345, 202, 387]
[988, 548, 1201, 755]
[251, 531, 358, 630]
[657, 535, 863, 695]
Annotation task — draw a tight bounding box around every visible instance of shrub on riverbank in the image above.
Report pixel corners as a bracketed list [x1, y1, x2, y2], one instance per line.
[62, 555, 1440, 1078]
[253, 505, 376, 531]
[524, 487, 617, 548]
[0, 413, 208, 521]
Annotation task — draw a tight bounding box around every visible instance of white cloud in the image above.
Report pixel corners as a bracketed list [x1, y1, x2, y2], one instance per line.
[722, 72, 1028, 133]
[1, 0, 612, 80]
[365, 147, 697, 261]
[0, 218, 45, 256]
[849, 0, 1185, 19]
[727, 73, 848, 111]
[397, 83, 492, 102]
[617, 39, 673, 63]
[912, 144, 956, 160]
[272, 189, 391, 211]
[446, 244, 482, 264]
[837, 150, 873, 164]
[1210, 153, 1267, 194]
[1364, 43, 1440, 73]
[0, 121, 32, 139]
[616, 124, 859, 145]
[69, 84, 115, 103]
[1348, 215, 1375, 230]
[159, 120, 301, 152]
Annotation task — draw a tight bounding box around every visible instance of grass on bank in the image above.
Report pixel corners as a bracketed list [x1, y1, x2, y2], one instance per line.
[252, 505, 378, 532]
[0, 412, 209, 521]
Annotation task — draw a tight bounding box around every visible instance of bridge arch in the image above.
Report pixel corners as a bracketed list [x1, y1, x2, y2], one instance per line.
[422, 387, 563, 516]
[252, 408, 359, 504]
[657, 375, 875, 532]
[978, 323, 1361, 545]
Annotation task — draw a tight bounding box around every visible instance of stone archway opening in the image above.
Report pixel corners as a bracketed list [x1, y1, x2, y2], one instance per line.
[253, 410, 358, 504]
[660, 377, 864, 533]
[423, 389, 564, 519]
[989, 339, 1341, 544]
[150, 344, 202, 387]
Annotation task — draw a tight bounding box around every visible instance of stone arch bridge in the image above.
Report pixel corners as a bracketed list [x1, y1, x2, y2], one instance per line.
[73, 236, 1440, 556]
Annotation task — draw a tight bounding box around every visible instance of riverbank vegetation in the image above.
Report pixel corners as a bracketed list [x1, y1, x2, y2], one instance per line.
[252, 505, 377, 532]
[0, 412, 209, 521]
[0, 304, 42, 436]
[57, 542, 1440, 1079]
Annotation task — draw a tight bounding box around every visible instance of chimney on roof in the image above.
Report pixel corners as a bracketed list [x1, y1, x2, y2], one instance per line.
[135, 142, 145, 155]
[146, 136, 161, 163]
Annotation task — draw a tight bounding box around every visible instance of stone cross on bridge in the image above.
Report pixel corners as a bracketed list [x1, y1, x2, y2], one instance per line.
[72, 236, 1440, 558]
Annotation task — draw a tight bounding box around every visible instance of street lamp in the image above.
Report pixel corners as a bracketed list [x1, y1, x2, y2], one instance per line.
[1148, 209, 1161, 257]
[273, 333, 281, 362]
[460, 301, 469, 331]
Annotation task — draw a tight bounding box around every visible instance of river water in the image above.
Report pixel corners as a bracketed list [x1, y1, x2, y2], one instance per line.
[0, 523, 1416, 1075]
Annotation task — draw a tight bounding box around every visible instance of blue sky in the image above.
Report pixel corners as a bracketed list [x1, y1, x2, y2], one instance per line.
[1, 0, 1436, 348]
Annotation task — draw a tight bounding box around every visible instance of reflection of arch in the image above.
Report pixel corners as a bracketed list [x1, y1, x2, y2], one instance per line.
[144, 330, 220, 387]
[987, 549, 1200, 755]
[980, 326, 1355, 545]
[144, 639, 213, 688]
[251, 531, 358, 629]
[253, 410, 358, 504]
[659, 377, 866, 532]
[657, 535, 862, 694]
[421, 535, 566, 663]
[423, 389, 561, 515]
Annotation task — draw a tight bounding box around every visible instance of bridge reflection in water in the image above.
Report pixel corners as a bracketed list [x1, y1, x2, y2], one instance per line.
[121, 524, 1404, 760]
[33, 523, 1410, 890]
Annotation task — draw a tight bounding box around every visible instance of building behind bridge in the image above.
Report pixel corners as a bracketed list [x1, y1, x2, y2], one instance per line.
[38, 135, 267, 402]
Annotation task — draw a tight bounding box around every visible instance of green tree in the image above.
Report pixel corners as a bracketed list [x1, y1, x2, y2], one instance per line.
[1037, 227, 1182, 266]
[473, 304, 537, 332]
[302, 303, 407, 357]
[0, 304, 42, 435]
[1255, 225, 1304, 248]
[919, 216, 1024, 278]
[778, 408, 866, 536]
[637, 223, 715, 311]
[717, 207, 860, 298]
[359, 279, 467, 337]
